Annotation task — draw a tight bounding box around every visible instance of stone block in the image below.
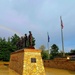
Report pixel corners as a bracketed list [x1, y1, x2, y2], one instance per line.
[9, 49, 46, 75]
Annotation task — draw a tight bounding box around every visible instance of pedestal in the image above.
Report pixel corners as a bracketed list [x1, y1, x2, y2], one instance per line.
[9, 49, 46, 75]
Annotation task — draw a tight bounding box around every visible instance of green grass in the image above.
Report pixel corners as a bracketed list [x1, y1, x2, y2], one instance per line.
[0, 61, 9, 65]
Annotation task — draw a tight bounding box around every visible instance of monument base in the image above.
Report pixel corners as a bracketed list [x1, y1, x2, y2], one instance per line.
[9, 49, 46, 75]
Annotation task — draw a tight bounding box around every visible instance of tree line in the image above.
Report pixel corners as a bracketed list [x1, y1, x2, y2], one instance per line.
[0, 33, 35, 61]
[39, 44, 75, 60]
[0, 33, 75, 61]
[0, 34, 20, 61]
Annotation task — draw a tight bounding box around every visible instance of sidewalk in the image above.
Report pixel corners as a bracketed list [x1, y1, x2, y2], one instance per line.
[0, 65, 75, 75]
[45, 67, 75, 75]
[0, 65, 19, 75]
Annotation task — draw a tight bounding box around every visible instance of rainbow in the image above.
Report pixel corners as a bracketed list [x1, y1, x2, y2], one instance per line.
[0, 25, 22, 36]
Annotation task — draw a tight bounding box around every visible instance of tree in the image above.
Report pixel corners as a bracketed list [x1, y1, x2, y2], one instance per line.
[69, 49, 75, 55]
[11, 34, 20, 50]
[0, 33, 36, 61]
[32, 37, 35, 47]
[50, 44, 59, 59]
[11, 34, 20, 46]
[42, 51, 48, 59]
[0, 34, 20, 61]
[39, 45, 45, 51]
[39, 45, 48, 59]
[70, 49, 75, 53]
[0, 37, 11, 61]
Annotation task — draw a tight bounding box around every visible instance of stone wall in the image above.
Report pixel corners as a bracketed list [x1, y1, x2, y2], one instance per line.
[9, 49, 46, 75]
[9, 49, 24, 75]
[43, 58, 75, 71]
[23, 49, 46, 75]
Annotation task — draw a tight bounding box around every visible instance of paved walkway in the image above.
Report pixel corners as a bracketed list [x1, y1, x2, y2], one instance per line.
[45, 67, 75, 75]
[0, 65, 19, 75]
[0, 65, 75, 75]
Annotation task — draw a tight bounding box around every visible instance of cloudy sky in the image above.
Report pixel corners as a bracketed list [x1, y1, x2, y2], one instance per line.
[0, 0, 75, 52]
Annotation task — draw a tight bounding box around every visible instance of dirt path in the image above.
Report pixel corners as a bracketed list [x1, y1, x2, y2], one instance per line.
[0, 65, 75, 75]
[0, 65, 19, 75]
[45, 67, 75, 75]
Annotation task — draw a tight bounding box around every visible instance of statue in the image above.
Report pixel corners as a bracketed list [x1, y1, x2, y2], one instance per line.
[20, 36, 24, 49]
[16, 31, 35, 49]
[24, 34, 27, 48]
[16, 40, 20, 49]
[28, 31, 32, 47]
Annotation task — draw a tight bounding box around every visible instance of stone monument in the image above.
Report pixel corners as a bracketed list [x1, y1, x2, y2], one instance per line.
[9, 31, 46, 75]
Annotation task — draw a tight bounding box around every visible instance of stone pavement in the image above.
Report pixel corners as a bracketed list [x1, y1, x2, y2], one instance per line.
[0, 65, 19, 75]
[45, 67, 75, 75]
[0, 65, 75, 75]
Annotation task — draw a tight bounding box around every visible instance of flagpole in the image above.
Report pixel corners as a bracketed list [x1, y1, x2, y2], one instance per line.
[47, 32, 50, 59]
[48, 41, 49, 53]
[60, 16, 65, 57]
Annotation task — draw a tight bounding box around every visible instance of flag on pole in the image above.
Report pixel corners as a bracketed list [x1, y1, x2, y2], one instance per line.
[47, 32, 50, 42]
[60, 16, 65, 57]
[60, 16, 64, 29]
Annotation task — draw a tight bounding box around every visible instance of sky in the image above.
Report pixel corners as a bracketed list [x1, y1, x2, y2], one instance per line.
[0, 0, 75, 52]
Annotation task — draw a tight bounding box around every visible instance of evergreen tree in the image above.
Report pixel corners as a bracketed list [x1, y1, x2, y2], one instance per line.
[11, 34, 20, 50]
[50, 44, 59, 59]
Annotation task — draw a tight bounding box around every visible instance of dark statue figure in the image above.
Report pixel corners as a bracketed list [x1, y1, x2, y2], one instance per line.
[20, 36, 24, 49]
[16, 39, 20, 49]
[28, 31, 32, 47]
[16, 31, 35, 49]
[24, 34, 27, 47]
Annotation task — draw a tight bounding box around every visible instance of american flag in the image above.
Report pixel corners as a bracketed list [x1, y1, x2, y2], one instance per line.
[60, 16, 64, 29]
[47, 32, 50, 42]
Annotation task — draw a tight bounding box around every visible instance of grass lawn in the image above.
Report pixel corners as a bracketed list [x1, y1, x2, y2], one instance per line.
[0, 61, 9, 65]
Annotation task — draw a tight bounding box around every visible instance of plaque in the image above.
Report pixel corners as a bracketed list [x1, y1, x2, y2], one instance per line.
[31, 58, 36, 63]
